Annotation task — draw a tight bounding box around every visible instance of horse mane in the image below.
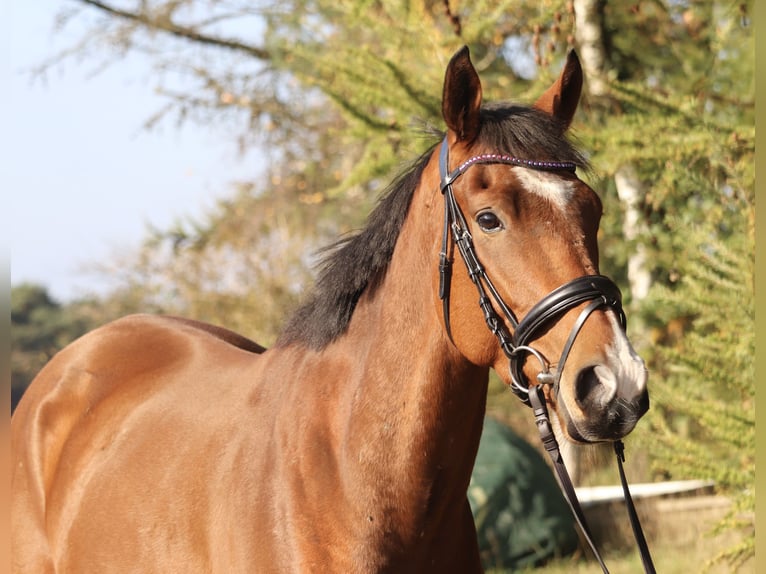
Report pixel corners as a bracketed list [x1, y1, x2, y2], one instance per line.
[276, 104, 589, 350]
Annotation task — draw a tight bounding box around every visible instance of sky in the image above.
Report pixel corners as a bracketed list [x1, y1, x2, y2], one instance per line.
[4, 2, 257, 302]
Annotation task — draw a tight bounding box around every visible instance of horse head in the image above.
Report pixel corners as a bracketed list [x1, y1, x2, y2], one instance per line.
[436, 47, 649, 444]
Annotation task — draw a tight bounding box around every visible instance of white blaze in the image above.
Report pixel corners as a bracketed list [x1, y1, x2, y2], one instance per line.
[514, 167, 574, 209]
[605, 313, 648, 399]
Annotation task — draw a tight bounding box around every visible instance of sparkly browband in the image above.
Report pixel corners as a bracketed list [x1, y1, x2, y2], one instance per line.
[453, 153, 578, 175]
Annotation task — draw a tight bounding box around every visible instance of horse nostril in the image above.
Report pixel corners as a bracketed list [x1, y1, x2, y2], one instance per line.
[575, 366, 601, 406]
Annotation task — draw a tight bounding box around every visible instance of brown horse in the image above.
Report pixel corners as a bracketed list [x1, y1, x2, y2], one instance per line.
[11, 47, 649, 573]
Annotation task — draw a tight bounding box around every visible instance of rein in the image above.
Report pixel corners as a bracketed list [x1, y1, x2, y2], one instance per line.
[437, 137, 655, 573]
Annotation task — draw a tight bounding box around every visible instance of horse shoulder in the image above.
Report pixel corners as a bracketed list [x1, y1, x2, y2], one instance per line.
[13, 313, 267, 469]
[11, 314, 273, 571]
[18, 313, 264, 408]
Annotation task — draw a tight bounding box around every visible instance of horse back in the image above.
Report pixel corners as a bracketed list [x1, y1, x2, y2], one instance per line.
[11, 314, 273, 572]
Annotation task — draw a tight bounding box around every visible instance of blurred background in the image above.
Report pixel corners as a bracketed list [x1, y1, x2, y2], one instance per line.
[8, 1, 753, 571]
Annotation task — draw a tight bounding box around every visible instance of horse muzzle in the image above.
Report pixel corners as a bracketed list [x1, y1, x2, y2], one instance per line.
[562, 357, 650, 443]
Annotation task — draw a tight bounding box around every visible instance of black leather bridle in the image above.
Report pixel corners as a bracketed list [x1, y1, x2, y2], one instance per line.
[438, 137, 626, 403]
[437, 137, 655, 574]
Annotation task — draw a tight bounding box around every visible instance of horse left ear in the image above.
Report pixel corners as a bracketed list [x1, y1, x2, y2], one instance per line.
[442, 46, 483, 142]
[534, 50, 583, 130]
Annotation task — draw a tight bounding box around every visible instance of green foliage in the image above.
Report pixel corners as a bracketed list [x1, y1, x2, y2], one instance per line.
[574, 0, 754, 296]
[48, 0, 583, 347]
[262, 0, 577, 192]
[576, 6, 755, 560]
[641, 201, 754, 568]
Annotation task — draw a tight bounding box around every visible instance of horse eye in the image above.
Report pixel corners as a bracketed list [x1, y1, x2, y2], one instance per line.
[476, 211, 503, 232]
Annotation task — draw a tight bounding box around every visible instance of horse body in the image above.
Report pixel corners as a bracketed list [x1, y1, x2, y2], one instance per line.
[12, 47, 649, 573]
[13, 204, 487, 572]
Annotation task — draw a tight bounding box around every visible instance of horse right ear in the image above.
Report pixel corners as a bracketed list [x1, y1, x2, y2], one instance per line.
[533, 50, 583, 131]
[442, 46, 482, 143]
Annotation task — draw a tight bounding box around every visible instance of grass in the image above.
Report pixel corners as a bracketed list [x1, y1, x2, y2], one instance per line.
[520, 537, 753, 573]
[499, 514, 755, 574]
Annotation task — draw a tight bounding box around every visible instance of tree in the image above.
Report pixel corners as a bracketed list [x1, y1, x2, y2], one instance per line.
[44, 0, 583, 341]
[645, 198, 754, 567]
[563, 1, 754, 566]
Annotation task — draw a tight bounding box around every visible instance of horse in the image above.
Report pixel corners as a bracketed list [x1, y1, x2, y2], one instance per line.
[11, 46, 649, 573]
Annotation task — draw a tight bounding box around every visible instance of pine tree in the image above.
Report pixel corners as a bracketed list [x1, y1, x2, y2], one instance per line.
[644, 191, 754, 568]
[569, 3, 755, 564]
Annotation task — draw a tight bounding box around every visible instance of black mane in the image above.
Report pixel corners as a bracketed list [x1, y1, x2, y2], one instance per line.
[276, 105, 588, 350]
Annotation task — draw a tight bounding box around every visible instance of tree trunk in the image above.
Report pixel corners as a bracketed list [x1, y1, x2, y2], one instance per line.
[574, 0, 649, 306]
[572, 0, 609, 98]
[615, 165, 651, 301]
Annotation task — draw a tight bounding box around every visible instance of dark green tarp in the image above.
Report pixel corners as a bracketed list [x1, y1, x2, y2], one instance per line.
[469, 417, 579, 571]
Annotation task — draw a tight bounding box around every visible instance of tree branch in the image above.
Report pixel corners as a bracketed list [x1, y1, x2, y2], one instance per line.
[441, 0, 461, 37]
[79, 0, 271, 60]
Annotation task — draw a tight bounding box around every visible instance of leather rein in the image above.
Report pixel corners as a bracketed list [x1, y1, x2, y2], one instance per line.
[437, 137, 655, 573]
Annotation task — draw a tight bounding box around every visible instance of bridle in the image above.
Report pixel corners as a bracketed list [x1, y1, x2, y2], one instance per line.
[438, 137, 626, 402]
[437, 137, 655, 574]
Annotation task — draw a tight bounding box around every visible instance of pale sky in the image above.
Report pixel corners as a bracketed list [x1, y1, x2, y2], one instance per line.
[4, 2, 257, 302]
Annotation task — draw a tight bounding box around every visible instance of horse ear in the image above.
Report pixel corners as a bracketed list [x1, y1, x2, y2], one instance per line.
[534, 50, 583, 130]
[442, 46, 482, 142]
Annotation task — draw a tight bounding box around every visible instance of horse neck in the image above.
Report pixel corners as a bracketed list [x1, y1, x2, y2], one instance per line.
[330, 165, 490, 525]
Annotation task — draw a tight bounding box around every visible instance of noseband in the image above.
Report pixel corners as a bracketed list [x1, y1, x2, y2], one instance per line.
[437, 137, 625, 404]
[437, 137, 655, 574]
